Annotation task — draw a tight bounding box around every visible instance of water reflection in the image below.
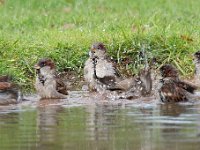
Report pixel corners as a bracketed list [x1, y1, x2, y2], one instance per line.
[85, 103, 143, 150]
[0, 108, 37, 150]
[159, 104, 187, 136]
[36, 106, 64, 149]
[0, 102, 200, 150]
[159, 103, 187, 117]
[86, 103, 122, 141]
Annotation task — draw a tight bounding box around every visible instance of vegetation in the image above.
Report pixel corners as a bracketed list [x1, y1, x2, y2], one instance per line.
[0, 0, 200, 91]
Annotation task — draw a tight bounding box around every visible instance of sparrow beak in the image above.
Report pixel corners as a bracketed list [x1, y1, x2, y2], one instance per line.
[34, 64, 41, 70]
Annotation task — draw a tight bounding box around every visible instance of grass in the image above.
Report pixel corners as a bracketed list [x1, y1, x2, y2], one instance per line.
[0, 0, 200, 91]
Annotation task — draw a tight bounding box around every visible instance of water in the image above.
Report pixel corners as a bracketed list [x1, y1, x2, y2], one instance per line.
[0, 92, 200, 150]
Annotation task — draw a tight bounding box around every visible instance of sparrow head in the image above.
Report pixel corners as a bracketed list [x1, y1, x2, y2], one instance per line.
[193, 51, 200, 63]
[160, 64, 179, 78]
[34, 58, 56, 75]
[89, 42, 107, 58]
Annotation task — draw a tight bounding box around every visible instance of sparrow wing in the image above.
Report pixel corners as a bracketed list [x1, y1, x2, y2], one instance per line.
[0, 82, 12, 90]
[108, 77, 135, 91]
[106, 56, 121, 77]
[177, 80, 198, 94]
[55, 78, 68, 95]
[95, 75, 116, 88]
[160, 80, 188, 102]
[93, 57, 119, 88]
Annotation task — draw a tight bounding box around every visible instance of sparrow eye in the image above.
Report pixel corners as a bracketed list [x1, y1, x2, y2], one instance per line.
[41, 62, 46, 67]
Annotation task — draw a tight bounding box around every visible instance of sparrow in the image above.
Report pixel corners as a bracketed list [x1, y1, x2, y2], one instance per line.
[34, 58, 68, 99]
[0, 75, 23, 105]
[114, 66, 152, 99]
[193, 50, 200, 83]
[84, 42, 153, 100]
[159, 64, 197, 103]
[84, 42, 121, 91]
[119, 51, 154, 98]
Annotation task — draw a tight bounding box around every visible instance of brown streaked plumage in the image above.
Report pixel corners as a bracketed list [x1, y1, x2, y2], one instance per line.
[34, 58, 68, 99]
[0, 82, 12, 90]
[84, 42, 153, 100]
[193, 50, 200, 84]
[116, 67, 152, 99]
[0, 75, 23, 105]
[84, 42, 121, 91]
[109, 68, 152, 92]
[159, 64, 197, 103]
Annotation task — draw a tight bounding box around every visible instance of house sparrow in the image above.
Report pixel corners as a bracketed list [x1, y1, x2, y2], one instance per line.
[34, 58, 68, 99]
[120, 51, 154, 98]
[193, 51, 200, 83]
[84, 42, 121, 91]
[0, 75, 22, 105]
[114, 67, 152, 99]
[84, 42, 153, 100]
[159, 64, 197, 103]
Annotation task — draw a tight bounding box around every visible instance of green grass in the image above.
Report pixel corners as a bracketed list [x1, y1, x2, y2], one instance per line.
[0, 0, 200, 91]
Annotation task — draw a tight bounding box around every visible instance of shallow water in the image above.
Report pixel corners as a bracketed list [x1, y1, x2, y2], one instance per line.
[0, 91, 200, 150]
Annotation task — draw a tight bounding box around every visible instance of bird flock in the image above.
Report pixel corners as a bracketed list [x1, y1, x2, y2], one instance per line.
[0, 42, 200, 105]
